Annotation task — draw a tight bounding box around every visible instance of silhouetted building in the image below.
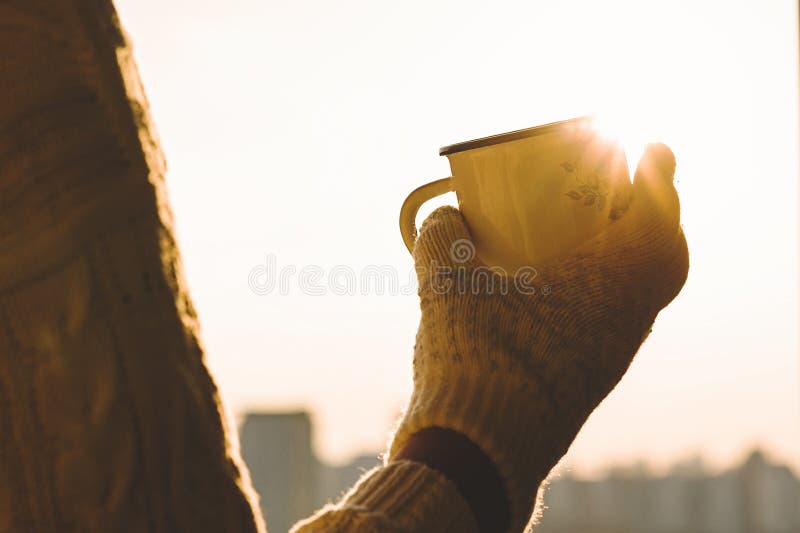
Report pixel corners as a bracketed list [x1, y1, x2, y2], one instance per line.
[240, 412, 318, 533]
[537, 451, 800, 533]
[238, 412, 799, 533]
[239, 411, 380, 533]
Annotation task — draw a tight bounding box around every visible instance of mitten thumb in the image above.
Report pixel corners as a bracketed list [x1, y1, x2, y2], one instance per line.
[413, 206, 480, 270]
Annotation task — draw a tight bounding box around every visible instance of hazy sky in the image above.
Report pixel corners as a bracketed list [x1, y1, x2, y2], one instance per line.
[113, 0, 798, 475]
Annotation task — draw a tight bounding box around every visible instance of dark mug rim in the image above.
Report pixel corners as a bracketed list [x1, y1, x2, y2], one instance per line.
[439, 116, 591, 156]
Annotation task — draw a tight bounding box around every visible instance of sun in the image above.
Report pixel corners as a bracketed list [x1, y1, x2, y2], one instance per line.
[589, 110, 654, 182]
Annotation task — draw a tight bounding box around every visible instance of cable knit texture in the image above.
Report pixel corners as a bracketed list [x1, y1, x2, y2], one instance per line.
[386, 145, 689, 532]
[291, 460, 479, 533]
[0, 1, 264, 532]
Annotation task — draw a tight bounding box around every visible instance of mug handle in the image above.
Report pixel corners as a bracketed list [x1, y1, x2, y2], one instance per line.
[399, 177, 455, 253]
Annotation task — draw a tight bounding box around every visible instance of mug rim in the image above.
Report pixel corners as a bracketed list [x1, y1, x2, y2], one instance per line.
[439, 115, 591, 156]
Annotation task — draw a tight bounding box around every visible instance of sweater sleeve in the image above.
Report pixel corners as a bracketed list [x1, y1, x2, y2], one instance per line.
[0, 2, 263, 531]
[291, 460, 479, 533]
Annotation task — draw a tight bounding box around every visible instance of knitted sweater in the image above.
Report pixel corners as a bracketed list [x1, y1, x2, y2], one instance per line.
[0, 1, 477, 532]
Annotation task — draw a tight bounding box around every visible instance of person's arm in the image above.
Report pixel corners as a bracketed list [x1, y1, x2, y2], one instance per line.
[0, 2, 263, 531]
[295, 144, 688, 532]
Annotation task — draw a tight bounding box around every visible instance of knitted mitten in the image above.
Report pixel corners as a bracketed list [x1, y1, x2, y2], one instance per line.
[388, 144, 689, 532]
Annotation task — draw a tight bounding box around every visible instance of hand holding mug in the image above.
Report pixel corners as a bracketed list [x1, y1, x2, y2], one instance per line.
[392, 128, 689, 531]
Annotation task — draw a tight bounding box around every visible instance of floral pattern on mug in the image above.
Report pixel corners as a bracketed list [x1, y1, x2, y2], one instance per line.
[562, 160, 609, 211]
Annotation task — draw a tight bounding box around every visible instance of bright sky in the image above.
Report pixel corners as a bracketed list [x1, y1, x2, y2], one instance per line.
[113, 0, 799, 475]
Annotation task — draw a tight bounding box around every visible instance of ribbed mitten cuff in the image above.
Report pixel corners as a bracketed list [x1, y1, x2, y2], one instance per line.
[291, 460, 479, 533]
[388, 366, 564, 533]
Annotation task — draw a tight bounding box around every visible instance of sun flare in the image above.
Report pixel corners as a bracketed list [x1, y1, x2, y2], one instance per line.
[589, 112, 653, 181]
